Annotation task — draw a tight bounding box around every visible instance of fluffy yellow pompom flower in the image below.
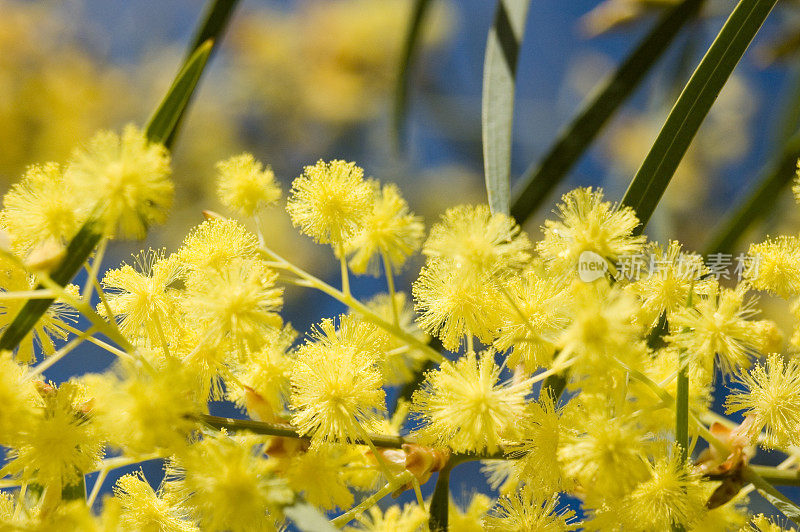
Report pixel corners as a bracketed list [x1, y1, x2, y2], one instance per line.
[424, 204, 531, 274]
[100, 249, 183, 346]
[625, 241, 714, 327]
[228, 326, 295, 422]
[0, 351, 37, 445]
[66, 124, 173, 239]
[413, 257, 502, 350]
[483, 485, 578, 531]
[617, 449, 706, 530]
[344, 503, 428, 531]
[558, 395, 651, 503]
[290, 315, 386, 443]
[750, 513, 798, 532]
[186, 257, 283, 352]
[537, 187, 645, 275]
[745, 236, 800, 299]
[667, 284, 762, 374]
[113, 471, 199, 532]
[84, 360, 202, 455]
[726, 354, 800, 449]
[166, 433, 292, 532]
[509, 395, 564, 493]
[494, 270, 570, 373]
[282, 446, 355, 510]
[559, 281, 640, 363]
[178, 218, 258, 275]
[1, 162, 82, 253]
[286, 159, 373, 248]
[412, 350, 530, 453]
[3, 381, 103, 489]
[450, 493, 493, 532]
[216, 153, 281, 217]
[347, 182, 424, 275]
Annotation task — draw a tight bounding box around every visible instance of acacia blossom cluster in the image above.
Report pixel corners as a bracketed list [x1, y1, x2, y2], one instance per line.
[0, 124, 800, 531]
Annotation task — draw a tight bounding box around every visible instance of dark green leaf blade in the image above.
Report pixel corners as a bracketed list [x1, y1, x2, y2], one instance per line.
[0, 219, 103, 351]
[509, 0, 705, 224]
[0, 2, 235, 353]
[621, 0, 779, 232]
[482, 0, 532, 215]
[145, 39, 214, 148]
[393, 0, 433, 148]
[704, 132, 800, 254]
[746, 467, 800, 525]
[186, 0, 238, 60]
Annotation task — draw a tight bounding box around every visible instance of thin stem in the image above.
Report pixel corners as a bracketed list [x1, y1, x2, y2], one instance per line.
[613, 356, 729, 456]
[331, 471, 415, 527]
[339, 243, 351, 298]
[676, 350, 689, 462]
[381, 251, 400, 326]
[13, 482, 27, 520]
[466, 335, 474, 354]
[26, 266, 134, 353]
[93, 277, 115, 326]
[197, 414, 409, 449]
[27, 327, 95, 379]
[82, 238, 108, 301]
[61, 323, 131, 359]
[86, 468, 109, 507]
[152, 312, 171, 359]
[743, 465, 800, 504]
[0, 289, 57, 300]
[747, 465, 800, 485]
[260, 245, 443, 363]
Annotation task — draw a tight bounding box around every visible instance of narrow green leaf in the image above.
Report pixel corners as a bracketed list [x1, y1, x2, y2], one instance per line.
[746, 467, 800, 525]
[510, 0, 705, 223]
[428, 464, 453, 532]
[482, 0, 532, 215]
[284, 502, 338, 532]
[167, 0, 240, 148]
[704, 132, 800, 254]
[759, 490, 800, 525]
[0, 218, 103, 351]
[704, 69, 800, 255]
[393, 0, 433, 148]
[145, 39, 214, 149]
[621, 0, 779, 232]
[675, 356, 689, 461]
[185, 0, 238, 61]
[0, 4, 233, 353]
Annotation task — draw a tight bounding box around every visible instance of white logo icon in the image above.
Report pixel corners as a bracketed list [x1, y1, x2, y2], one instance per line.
[577, 250, 607, 282]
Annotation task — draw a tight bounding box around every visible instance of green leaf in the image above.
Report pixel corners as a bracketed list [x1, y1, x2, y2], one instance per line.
[0, 3, 233, 354]
[746, 468, 800, 525]
[704, 132, 800, 254]
[759, 490, 800, 525]
[428, 464, 453, 532]
[185, 0, 238, 60]
[482, 0, 532, 215]
[0, 218, 103, 351]
[393, 0, 434, 148]
[284, 502, 338, 532]
[621, 0, 779, 232]
[509, 0, 705, 223]
[166, 0, 240, 148]
[704, 68, 800, 255]
[145, 39, 214, 148]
